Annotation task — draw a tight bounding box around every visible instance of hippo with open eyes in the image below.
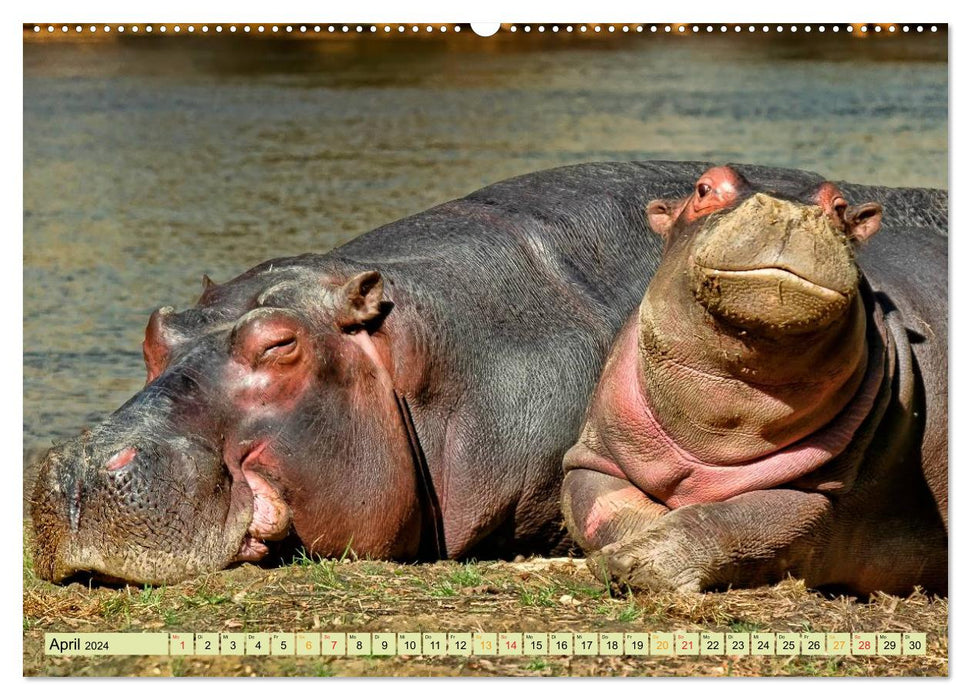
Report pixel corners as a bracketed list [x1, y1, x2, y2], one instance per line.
[30, 161, 946, 588]
[563, 165, 947, 595]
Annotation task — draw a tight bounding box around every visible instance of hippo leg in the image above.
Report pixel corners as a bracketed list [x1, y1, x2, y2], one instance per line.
[574, 481, 834, 593]
[562, 469, 669, 554]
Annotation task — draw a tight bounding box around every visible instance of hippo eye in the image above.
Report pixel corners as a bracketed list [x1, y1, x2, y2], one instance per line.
[697, 183, 712, 198]
[259, 336, 298, 363]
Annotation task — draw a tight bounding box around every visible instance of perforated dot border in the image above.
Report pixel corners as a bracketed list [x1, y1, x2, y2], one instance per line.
[24, 23, 942, 37]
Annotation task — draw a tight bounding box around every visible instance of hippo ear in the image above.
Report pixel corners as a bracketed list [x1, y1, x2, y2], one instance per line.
[844, 202, 882, 243]
[143, 306, 180, 384]
[646, 198, 682, 238]
[337, 270, 394, 333]
[197, 274, 218, 304]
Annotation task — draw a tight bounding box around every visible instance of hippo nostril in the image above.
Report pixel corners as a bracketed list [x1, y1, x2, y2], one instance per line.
[106, 446, 138, 472]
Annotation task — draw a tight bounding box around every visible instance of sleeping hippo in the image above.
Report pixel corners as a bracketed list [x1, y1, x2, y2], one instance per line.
[30, 161, 687, 584]
[562, 165, 947, 595]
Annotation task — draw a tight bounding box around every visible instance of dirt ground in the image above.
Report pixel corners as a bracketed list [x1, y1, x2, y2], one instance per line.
[23, 539, 948, 678]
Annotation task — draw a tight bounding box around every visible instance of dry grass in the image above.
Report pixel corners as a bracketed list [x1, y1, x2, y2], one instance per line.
[23, 540, 948, 677]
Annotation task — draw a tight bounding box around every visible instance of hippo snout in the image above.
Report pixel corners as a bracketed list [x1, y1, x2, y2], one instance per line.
[30, 431, 251, 585]
[688, 194, 860, 335]
[31, 443, 92, 583]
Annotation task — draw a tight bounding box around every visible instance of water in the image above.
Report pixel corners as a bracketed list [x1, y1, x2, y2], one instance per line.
[23, 32, 947, 479]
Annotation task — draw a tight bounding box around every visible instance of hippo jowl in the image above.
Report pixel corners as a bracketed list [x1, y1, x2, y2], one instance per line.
[30, 161, 947, 589]
[563, 165, 947, 595]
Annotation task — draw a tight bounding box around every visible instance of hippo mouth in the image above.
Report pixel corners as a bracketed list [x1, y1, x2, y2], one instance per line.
[228, 441, 293, 563]
[692, 264, 852, 335]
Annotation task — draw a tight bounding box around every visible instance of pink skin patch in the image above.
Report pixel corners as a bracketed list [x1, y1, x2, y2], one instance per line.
[223, 311, 315, 414]
[347, 330, 396, 393]
[236, 536, 270, 562]
[569, 316, 886, 509]
[224, 439, 293, 562]
[814, 182, 847, 225]
[681, 166, 741, 224]
[240, 441, 292, 539]
[648, 166, 742, 238]
[244, 468, 291, 540]
[583, 486, 650, 541]
[105, 447, 137, 471]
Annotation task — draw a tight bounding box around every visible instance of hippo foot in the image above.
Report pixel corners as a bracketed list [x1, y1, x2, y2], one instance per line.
[586, 529, 708, 594]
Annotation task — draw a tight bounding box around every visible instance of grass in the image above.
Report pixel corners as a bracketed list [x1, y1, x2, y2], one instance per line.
[449, 562, 484, 588]
[518, 584, 557, 608]
[311, 661, 337, 677]
[615, 600, 642, 623]
[98, 587, 165, 626]
[423, 562, 493, 598]
[22, 534, 948, 677]
[429, 580, 458, 598]
[523, 659, 548, 672]
[291, 548, 348, 591]
[181, 587, 231, 607]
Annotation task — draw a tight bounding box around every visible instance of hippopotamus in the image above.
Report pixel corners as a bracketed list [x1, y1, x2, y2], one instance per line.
[30, 161, 947, 588]
[31, 161, 689, 584]
[562, 164, 947, 595]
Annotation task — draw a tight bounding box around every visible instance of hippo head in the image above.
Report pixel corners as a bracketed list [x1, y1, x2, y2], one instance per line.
[31, 258, 424, 584]
[639, 165, 885, 464]
[646, 165, 882, 336]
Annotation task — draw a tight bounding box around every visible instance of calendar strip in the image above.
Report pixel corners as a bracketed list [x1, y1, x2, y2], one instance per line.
[44, 631, 927, 657]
